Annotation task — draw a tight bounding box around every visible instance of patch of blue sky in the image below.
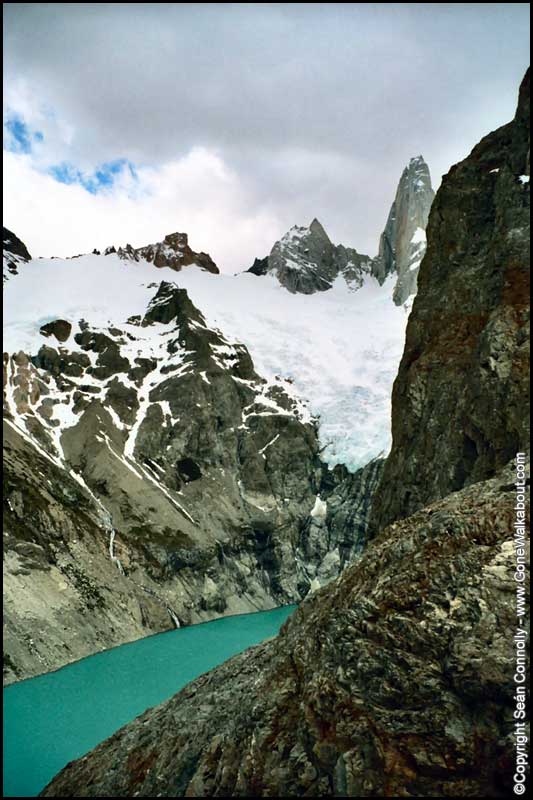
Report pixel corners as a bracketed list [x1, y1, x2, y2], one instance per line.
[48, 158, 138, 194]
[4, 108, 138, 194]
[4, 113, 44, 154]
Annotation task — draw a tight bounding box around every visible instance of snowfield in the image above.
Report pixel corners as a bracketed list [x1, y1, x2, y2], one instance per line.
[3, 254, 409, 470]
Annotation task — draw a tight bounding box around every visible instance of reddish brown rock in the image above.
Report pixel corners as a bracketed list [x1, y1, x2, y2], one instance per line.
[117, 231, 219, 274]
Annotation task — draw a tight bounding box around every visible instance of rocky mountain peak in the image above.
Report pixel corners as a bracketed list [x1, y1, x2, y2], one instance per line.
[247, 219, 371, 294]
[404, 155, 433, 199]
[141, 280, 205, 327]
[409, 153, 428, 169]
[371, 154, 435, 305]
[113, 231, 219, 274]
[308, 217, 330, 239]
[163, 231, 189, 249]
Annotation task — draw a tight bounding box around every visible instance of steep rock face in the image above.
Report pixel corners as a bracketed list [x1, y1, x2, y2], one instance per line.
[41, 459, 529, 798]
[371, 155, 435, 305]
[247, 219, 372, 294]
[3, 420, 175, 683]
[320, 457, 385, 565]
[3, 279, 380, 683]
[299, 457, 385, 590]
[372, 68, 530, 532]
[3, 227, 31, 281]
[114, 231, 219, 274]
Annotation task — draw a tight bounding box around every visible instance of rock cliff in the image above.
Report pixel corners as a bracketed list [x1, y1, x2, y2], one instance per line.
[371, 68, 530, 532]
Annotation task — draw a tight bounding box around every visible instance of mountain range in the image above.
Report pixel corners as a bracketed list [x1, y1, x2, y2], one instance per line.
[38, 65, 530, 800]
[2, 65, 530, 798]
[3, 153, 433, 684]
[246, 154, 434, 305]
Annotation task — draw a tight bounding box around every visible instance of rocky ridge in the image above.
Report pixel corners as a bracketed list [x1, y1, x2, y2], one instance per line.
[247, 157, 434, 305]
[110, 231, 219, 274]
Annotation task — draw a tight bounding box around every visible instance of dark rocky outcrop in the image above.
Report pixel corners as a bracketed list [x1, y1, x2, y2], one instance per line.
[323, 458, 385, 560]
[297, 457, 385, 591]
[41, 460, 529, 798]
[247, 218, 372, 294]
[3, 227, 31, 281]
[116, 231, 219, 274]
[41, 69, 530, 799]
[39, 319, 72, 343]
[371, 68, 530, 532]
[247, 255, 269, 276]
[371, 156, 434, 305]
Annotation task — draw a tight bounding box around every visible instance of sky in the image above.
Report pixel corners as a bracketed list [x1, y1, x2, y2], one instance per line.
[3, 3, 530, 271]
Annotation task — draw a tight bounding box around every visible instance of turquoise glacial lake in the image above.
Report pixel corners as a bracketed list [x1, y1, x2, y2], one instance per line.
[3, 605, 296, 797]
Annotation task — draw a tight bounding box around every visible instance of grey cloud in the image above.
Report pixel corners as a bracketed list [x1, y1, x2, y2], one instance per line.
[3, 2, 530, 258]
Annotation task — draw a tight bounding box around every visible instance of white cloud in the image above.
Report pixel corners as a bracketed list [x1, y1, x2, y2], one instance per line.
[3, 4, 530, 267]
[3, 147, 283, 272]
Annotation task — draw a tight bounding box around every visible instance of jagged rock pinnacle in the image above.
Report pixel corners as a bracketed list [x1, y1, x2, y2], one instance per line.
[247, 219, 371, 294]
[371, 155, 435, 305]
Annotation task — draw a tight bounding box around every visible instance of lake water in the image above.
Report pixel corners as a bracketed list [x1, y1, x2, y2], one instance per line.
[3, 605, 296, 797]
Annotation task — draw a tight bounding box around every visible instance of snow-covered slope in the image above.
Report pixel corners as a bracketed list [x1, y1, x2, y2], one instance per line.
[4, 252, 409, 470]
[180, 270, 408, 469]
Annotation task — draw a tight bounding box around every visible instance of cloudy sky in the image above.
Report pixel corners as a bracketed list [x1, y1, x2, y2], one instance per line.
[3, 3, 530, 271]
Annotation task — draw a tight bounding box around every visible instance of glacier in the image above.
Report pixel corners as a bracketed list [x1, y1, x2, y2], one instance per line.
[3, 252, 409, 471]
